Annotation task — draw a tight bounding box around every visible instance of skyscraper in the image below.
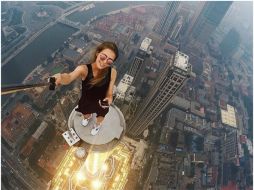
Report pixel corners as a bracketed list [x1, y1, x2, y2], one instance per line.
[220, 28, 240, 57]
[181, 2, 205, 41]
[128, 52, 145, 79]
[168, 16, 184, 41]
[191, 1, 232, 44]
[128, 37, 152, 82]
[223, 131, 238, 162]
[155, 2, 180, 36]
[127, 51, 192, 137]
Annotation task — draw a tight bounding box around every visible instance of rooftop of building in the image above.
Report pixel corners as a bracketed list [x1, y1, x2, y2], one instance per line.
[2, 116, 21, 143]
[20, 137, 36, 157]
[117, 75, 134, 94]
[12, 102, 33, 117]
[221, 104, 237, 128]
[70, 38, 87, 49]
[140, 37, 152, 52]
[2, 103, 35, 143]
[32, 121, 48, 140]
[37, 131, 68, 175]
[174, 51, 190, 71]
[62, 48, 81, 60]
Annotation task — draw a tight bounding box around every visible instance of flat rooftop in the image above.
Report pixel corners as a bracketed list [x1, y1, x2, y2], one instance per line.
[221, 104, 237, 128]
[68, 104, 125, 152]
[174, 51, 189, 71]
[140, 37, 152, 52]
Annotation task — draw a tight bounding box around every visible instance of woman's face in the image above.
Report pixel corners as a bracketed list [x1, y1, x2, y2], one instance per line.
[95, 48, 116, 69]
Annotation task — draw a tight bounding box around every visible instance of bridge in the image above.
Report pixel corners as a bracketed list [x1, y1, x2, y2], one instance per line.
[57, 18, 82, 30]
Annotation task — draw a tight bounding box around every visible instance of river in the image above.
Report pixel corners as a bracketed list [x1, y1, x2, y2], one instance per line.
[1, 23, 77, 86]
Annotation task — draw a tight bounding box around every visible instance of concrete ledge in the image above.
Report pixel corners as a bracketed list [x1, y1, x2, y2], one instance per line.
[68, 104, 126, 152]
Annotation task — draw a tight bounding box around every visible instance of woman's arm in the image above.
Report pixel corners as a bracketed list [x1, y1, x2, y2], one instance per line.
[104, 68, 117, 105]
[54, 65, 88, 85]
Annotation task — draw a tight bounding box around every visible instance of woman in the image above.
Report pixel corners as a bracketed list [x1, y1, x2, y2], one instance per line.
[54, 41, 118, 136]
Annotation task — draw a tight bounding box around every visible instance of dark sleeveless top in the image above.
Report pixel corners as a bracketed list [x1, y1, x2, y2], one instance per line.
[75, 64, 111, 116]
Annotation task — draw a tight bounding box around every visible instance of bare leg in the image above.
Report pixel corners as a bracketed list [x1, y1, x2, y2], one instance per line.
[96, 116, 104, 126]
[81, 114, 92, 126]
[83, 114, 92, 119]
[91, 116, 104, 135]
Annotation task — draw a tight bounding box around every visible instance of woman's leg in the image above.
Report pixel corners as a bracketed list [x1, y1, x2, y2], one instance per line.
[83, 114, 92, 119]
[91, 116, 104, 135]
[91, 106, 108, 135]
[81, 113, 92, 127]
[96, 116, 104, 126]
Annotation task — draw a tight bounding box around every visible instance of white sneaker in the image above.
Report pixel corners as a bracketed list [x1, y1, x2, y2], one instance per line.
[81, 115, 92, 127]
[91, 123, 102, 136]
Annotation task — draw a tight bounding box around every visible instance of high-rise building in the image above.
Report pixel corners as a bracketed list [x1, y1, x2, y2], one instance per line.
[223, 131, 238, 162]
[155, 2, 180, 36]
[168, 16, 184, 41]
[182, 2, 205, 35]
[127, 51, 192, 137]
[191, 1, 232, 44]
[115, 74, 134, 101]
[128, 53, 144, 79]
[128, 37, 152, 81]
[232, 45, 244, 60]
[220, 28, 240, 57]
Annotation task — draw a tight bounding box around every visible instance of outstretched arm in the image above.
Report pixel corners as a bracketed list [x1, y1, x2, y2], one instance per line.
[54, 65, 88, 85]
[104, 68, 117, 105]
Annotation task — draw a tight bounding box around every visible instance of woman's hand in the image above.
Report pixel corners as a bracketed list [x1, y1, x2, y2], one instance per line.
[104, 97, 112, 105]
[53, 73, 62, 86]
[99, 97, 112, 109]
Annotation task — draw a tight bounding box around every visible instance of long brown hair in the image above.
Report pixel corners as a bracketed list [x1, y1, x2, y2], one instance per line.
[89, 41, 118, 86]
